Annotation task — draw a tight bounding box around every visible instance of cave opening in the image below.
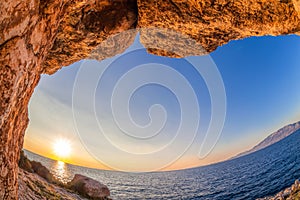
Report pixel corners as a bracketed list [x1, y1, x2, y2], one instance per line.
[1, 0, 300, 199]
[24, 33, 300, 199]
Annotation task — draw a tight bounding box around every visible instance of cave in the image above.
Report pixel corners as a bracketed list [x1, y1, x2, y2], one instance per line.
[1, 0, 300, 199]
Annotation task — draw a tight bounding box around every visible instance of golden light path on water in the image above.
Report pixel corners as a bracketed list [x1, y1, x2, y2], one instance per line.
[53, 161, 68, 183]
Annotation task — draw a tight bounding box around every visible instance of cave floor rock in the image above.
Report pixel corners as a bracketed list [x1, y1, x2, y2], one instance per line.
[18, 168, 87, 200]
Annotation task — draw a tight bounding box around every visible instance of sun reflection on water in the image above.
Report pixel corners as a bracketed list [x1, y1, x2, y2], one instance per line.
[53, 160, 69, 184]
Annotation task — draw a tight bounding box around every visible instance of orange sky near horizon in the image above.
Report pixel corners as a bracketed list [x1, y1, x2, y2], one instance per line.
[24, 114, 300, 172]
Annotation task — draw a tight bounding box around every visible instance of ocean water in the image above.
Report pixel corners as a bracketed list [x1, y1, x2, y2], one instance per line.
[25, 130, 300, 200]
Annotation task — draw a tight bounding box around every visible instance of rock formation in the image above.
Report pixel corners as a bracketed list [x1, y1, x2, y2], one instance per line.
[18, 150, 110, 200]
[19, 150, 56, 183]
[234, 121, 300, 159]
[42, 0, 137, 74]
[18, 169, 87, 200]
[68, 174, 110, 200]
[258, 179, 300, 200]
[1, 0, 300, 199]
[138, 0, 300, 57]
[0, 0, 136, 199]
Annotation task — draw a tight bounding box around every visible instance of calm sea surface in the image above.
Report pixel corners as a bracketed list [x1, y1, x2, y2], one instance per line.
[25, 130, 300, 200]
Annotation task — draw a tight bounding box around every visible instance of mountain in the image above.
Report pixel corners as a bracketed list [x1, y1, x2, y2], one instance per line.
[233, 121, 300, 159]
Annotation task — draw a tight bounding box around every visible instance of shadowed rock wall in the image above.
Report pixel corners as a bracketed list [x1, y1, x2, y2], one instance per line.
[0, 0, 136, 199]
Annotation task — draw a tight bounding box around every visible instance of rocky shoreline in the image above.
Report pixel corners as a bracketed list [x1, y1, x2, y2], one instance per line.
[18, 168, 87, 200]
[18, 151, 111, 200]
[19, 151, 300, 200]
[258, 180, 300, 200]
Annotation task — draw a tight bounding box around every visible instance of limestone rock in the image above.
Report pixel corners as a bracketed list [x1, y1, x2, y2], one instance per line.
[18, 168, 86, 200]
[42, 0, 138, 74]
[293, 0, 300, 18]
[18, 151, 33, 173]
[0, 0, 66, 198]
[30, 161, 55, 183]
[259, 179, 300, 200]
[18, 152, 108, 199]
[68, 174, 110, 200]
[1, 0, 300, 199]
[0, 1, 136, 198]
[138, 0, 300, 57]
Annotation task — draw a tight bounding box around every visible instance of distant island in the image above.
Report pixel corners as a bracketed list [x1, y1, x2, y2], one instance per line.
[233, 121, 300, 159]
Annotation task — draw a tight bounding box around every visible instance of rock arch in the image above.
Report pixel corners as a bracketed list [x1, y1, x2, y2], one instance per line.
[0, 0, 299, 198]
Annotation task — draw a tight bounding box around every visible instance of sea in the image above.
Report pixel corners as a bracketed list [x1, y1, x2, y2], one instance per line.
[25, 129, 300, 200]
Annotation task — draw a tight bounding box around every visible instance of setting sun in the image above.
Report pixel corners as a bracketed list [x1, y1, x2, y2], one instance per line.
[53, 139, 71, 159]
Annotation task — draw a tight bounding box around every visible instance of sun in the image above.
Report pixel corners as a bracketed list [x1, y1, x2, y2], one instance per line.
[53, 139, 71, 159]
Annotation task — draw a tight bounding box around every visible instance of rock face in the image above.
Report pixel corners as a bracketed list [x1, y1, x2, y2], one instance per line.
[1, 0, 300, 199]
[234, 121, 300, 159]
[18, 150, 107, 199]
[18, 169, 87, 200]
[138, 0, 300, 57]
[19, 150, 56, 184]
[30, 161, 56, 183]
[0, 0, 136, 199]
[258, 179, 300, 200]
[18, 150, 33, 173]
[42, 0, 137, 74]
[68, 174, 110, 200]
[0, 1, 66, 199]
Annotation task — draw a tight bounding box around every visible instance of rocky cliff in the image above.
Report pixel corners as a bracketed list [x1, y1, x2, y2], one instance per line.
[1, 0, 300, 199]
[234, 121, 300, 159]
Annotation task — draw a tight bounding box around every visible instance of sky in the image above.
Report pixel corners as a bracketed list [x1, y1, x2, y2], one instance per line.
[24, 34, 300, 172]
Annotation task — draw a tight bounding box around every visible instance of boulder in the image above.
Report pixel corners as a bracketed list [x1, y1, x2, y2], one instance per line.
[295, 179, 300, 187]
[18, 150, 33, 173]
[31, 161, 55, 183]
[68, 174, 110, 200]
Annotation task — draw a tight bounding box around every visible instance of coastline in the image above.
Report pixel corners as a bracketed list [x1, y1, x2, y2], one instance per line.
[18, 151, 111, 200]
[258, 180, 300, 200]
[21, 149, 300, 200]
[19, 160, 300, 200]
[18, 168, 87, 200]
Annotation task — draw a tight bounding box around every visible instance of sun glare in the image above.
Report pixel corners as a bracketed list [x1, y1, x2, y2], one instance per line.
[53, 139, 71, 159]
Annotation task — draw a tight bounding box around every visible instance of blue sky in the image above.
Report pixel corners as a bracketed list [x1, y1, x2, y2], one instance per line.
[211, 36, 300, 144]
[24, 34, 300, 171]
